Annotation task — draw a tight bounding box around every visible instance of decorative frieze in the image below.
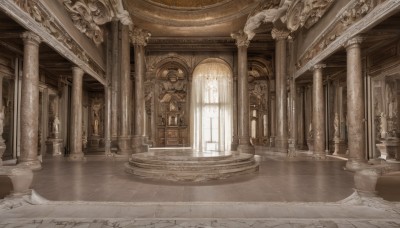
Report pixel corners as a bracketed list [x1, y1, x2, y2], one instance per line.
[63, 0, 113, 45]
[296, 0, 384, 69]
[12, 0, 105, 81]
[287, 0, 336, 32]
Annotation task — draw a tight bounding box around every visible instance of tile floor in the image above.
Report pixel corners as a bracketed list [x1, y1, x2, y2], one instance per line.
[27, 155, 356, 202]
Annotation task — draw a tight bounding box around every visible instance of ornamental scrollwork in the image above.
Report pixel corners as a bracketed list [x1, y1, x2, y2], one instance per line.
[296, 0, 383, 69]
[63, 0, 113, 45]
[13, 0, 105, 79]
[286, 0, 335, 32]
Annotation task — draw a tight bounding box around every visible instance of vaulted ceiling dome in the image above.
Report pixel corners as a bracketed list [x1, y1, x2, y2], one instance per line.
[122, 0, 261, 37]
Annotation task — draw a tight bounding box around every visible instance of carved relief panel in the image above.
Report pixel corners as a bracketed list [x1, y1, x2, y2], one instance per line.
[156, 65, 189, 147]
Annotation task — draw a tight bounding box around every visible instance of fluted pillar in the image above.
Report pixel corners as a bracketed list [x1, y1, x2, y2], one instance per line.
[344, 37, 367, 171]
[111, 20, 119, 146]
[288, 77, 297, 156]
[117, 24, 133, 155]
[312, 64, 326, 159]
[68, 66, 85, 161]
[231, 31, 254, 154]
[18, 31, 42, 170]
[131, 28, 151, 154]
[231, 75, 239, 150]
[272, 29, 290, 152]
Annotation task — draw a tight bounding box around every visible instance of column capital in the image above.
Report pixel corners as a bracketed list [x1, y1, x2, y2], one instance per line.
[231, 30, 249, 47]
[72, 66, 84, 76]
[310, 63, 326, 71]
[116, 10, 133, 26]
[130, 27, 151, 46]
[271, 28, 290, 40]
[344, 36, 363, 49]
[21, 31, 41, 46]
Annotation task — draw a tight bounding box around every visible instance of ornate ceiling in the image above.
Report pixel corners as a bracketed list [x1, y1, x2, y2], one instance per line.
[122, 0, 260, 37]
[148, 0, 227, 8]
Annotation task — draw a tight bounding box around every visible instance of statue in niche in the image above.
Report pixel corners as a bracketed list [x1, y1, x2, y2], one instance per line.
[334, 113, 339, 137]
[52, 116, 61, 136]
[380, 112, 387, 139]
[92, 102, 102, 136]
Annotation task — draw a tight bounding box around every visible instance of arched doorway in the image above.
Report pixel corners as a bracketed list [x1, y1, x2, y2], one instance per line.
[190, 58, 233, 152]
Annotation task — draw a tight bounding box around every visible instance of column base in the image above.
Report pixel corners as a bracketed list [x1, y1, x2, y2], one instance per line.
[17, 160, 42, 171]
[288, 139, 296, 157]
[237, 144, 255, 155]
[275, 137, 288, 152]
[231, 136, 239, 151]
[68, 153, 86, 161]
[345, 158, 368, 172]
[132, 135, 149, 154]
[46, 138, 63, 156]
[118, 136, 133, 156]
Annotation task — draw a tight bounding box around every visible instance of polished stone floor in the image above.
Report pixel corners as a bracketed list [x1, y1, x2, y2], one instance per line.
[26, 154, 357, 202]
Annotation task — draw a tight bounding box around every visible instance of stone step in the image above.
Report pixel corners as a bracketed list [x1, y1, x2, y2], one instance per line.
[125, 151, 259, 182]
[128, 158, 257, 172]
[125, 161, 259, 182]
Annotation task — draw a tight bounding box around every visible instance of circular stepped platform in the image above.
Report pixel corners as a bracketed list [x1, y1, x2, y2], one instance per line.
[125, 149, 259, 182]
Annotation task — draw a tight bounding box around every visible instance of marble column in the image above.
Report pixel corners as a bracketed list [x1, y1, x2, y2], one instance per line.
[231, 31, 254, 154]
[231, 76, 239, 150]
[104, 83, 112, 156]
[131, 28, 150, 154]
[0, 76, 6, 165]
[117, 24, 133, 155]
[344, 37, 367, 171]
[18, 32, 42, 170]
[111, 20, 119, 146]
[270, 93, 276, 147]
[288, 77, 297, 156]
[272, 29, 290, 152]
[312, 64, 326, 159]
[296, 87, 305, 149]
[69, 66, 85, 161]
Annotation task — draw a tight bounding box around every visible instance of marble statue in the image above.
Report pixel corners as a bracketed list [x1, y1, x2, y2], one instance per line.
[92, 102, 101, 135]
[52, 116, 60, 135]
[380, 112, 387, 139]
[334, 113, 339, 137]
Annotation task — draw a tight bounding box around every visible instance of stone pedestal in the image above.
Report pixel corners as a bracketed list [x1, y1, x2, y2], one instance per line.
[46, 138, 63, 156]
[89, 135, 101, 149]
[376, 138, 400, 160]
[354, 165, 386, 197]
[0, 166, 33, 197]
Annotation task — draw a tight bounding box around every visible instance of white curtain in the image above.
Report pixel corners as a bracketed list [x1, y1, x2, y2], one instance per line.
[190, 60, 233, 152]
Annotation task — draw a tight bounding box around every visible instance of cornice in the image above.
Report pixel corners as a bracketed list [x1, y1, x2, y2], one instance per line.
[7, 0, 106, 84]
